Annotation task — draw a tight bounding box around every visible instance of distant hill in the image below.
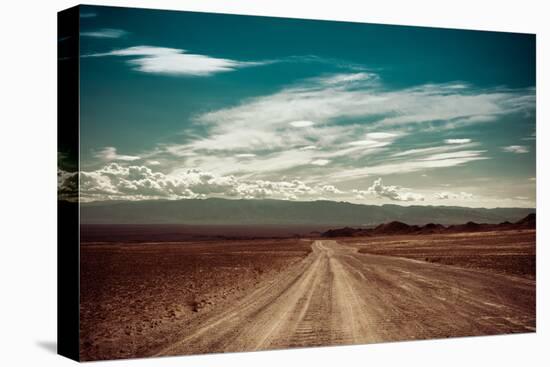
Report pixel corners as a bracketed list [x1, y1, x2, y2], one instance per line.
[78, 198, 535, 226]
[322, 214, 536, 237]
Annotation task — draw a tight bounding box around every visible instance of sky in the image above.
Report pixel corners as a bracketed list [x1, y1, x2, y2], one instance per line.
[60, 5, 536, 207]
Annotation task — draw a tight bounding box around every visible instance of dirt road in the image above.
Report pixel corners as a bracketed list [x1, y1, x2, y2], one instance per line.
[157, 240, 535, 356]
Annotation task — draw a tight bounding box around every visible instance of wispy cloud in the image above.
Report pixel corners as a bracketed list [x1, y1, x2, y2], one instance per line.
[445, 138, 472, 144]
[502, 145, 529, 154]
[80, 28, 128, 38]
[94, 147, 140, 162]
[392, 143, 476, 158]
[311, 159, 330, 166]
[118, 71, 532, 182]
[195, 72, 533, 139]
[329, 150, 488, 181]
[315, 72, 375, 85]
[85, 45, 269, 76]
[366, 132, 398, 140]
[290, 120, 315, 127]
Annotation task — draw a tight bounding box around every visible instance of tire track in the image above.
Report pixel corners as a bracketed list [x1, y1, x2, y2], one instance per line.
[156, 240, 535, 356]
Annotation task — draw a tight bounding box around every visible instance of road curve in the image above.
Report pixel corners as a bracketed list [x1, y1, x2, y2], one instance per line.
[156, 240, 535, 356]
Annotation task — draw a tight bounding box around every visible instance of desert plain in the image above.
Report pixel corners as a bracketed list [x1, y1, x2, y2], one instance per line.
[80, 223, 535, 361]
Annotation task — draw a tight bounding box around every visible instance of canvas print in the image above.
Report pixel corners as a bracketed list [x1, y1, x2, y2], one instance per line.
[58, 5, 536, 362]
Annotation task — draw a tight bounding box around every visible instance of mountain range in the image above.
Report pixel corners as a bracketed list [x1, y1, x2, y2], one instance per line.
[322, 213, 536, 237]
[77, 198, 535, 226]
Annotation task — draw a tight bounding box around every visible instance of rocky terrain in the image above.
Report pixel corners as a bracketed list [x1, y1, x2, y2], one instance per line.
[322, 213, 535, 237]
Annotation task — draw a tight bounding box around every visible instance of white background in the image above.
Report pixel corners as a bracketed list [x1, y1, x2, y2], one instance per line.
[0, 0, 548, 365]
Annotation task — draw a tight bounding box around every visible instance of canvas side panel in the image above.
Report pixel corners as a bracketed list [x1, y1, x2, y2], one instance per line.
[57, 5, 80, 362]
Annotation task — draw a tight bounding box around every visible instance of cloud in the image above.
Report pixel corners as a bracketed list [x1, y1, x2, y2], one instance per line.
[330, 150, 487, 181]
[365, 132, 398, 140]
[81, 71, 534, 202]
[434, 191, 474, 200]
[186, 72, 531, 163]
[290, 120, 315, 127]
[348, 139, 392, 148]
[356, 177, 424, 202]
[196, 73, 533, 131]
[316, 72, 375, 85]
[94, 147, 140, 162]
[417, 150, 485, 162]
[86, 45, 267, 76]
[65, 163, 344, 201]
[119, 71, 518, 182]
[392, 145, 472, 158]
[445, 138, 472, 144]
[320, 185, 344, 194]
[80, 28, 128, 38]
[502, 145, 529, 154]
[311, 159, 330, 166]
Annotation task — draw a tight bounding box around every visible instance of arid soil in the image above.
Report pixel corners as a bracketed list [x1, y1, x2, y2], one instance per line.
[80, 230, 535, 361]
[345, 230, 535, 279]
[79, 239, 312, 360]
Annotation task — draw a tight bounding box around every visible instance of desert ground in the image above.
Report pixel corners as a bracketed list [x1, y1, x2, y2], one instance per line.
[80, 228, 535, 361]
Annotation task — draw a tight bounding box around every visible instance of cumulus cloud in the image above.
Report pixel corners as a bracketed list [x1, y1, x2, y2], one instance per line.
[502, 145, 529, 154]
[85, 45, 268, 76]
[445, 138, 472, 144]
[355, 178, 424, 202]
[94, 147, 140, 162]
[80, 28, 128, 38]
[61, 163, 345, 202]
[320, 185, 344, 194]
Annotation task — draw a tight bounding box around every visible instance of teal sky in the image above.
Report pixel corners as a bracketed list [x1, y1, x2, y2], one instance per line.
[71, 5, 536, 207]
